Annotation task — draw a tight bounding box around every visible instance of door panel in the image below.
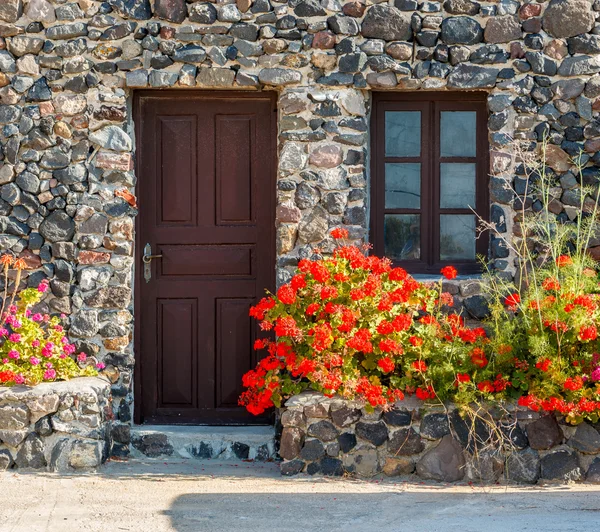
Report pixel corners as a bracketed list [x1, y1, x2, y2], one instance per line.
[135, 91, 275, 424]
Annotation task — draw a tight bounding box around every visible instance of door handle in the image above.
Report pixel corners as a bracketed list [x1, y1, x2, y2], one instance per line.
[143, 243, 162, 282]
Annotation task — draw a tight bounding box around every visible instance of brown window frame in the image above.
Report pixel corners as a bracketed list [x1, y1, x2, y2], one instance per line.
[370, 92, 489, 275]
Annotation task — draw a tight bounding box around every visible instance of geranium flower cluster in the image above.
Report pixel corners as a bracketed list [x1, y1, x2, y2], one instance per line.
[0, 255, 100, 386]
[489, 254, 600, 423]
[240, 230, 502, 415]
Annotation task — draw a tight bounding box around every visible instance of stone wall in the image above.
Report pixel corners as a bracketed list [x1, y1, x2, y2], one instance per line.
[0, 0, 599, 445]
[0, 376, 113, 471]
[279, 391, 600, 483]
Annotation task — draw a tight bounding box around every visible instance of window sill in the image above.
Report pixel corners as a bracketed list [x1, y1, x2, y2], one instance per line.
[411, 274, 483, 283]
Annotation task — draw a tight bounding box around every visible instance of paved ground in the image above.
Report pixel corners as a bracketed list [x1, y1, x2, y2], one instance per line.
[1, 459, 600, 532]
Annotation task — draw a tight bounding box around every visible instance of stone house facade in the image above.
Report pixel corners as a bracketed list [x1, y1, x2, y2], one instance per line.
[0, 0, 599, 463]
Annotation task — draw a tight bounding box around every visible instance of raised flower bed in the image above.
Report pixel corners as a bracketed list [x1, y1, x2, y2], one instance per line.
[278, 391, 600, 482]
[0, 376, 113, 471]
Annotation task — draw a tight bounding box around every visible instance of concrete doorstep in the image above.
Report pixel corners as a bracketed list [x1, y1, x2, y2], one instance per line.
[130, 425, 277, 461]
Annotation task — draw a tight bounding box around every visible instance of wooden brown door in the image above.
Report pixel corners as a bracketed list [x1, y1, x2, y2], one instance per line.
[134, 91, 275, 425]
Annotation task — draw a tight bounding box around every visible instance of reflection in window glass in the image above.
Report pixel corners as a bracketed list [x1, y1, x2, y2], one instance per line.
[385, 163, 421, 209]
[384, 214, 420, 260]
[440, 215, 476, 260]
[440, 163, 476, 208]
[385, 111, 421, 157]
[440, 111, 476, 157]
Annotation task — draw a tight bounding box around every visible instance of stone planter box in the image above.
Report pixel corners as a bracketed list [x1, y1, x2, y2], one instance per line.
[0, 377, 113, 472]
[278, 391, 600, 484]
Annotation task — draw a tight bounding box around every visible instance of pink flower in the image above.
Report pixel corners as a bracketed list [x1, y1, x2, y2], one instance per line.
[29, 357, 40, 366]
[31, 339, 40, 348]
[8, 305, 16, 314]
[592, 368, 600, 382]
[59, 354, 66, 359]
[37, 281, 48, 293]
[45, 342, 54, 349]
[25, 310, 31, 317]
[32, 313, 43, 322]
[54, 325, 63, 332]
[0, 328, 8, 337]
[63, 344, 75, 355]
[43, 369, 56, 380]
[96, 362, 105, 370]
[14, 374, 24, 385]
[59, 314, 65, 319]
[8, 350, 19, 360]
[45, 362, 53, 369]
[77, 353, 87, 362]
[11, 320, 21, 330]
[9, 334, 20, 343]
[1, 358, 7, 364]
[61, 337, 68, 344]
[42, 347, 52, 358]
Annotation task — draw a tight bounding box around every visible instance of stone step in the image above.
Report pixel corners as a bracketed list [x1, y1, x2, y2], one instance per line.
[130, 425, 277, 462]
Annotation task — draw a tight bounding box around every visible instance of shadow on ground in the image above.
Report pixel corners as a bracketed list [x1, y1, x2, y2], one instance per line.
[163, 490, 600, 532]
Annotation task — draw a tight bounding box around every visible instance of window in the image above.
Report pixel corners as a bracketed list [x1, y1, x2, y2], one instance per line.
[370, 93, 489, 275]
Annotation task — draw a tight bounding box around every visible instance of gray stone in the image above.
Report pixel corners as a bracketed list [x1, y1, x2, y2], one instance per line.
[294, 0, 326, 17]
[108, 0, 152, 20]
[420, 413, 451, 440]
[217, 4, 241, 22]
[15, 434, 47, 469]
[46, 22, 88, 40]
[89, 126, 132, 152]
[586, 457, 600, 483]
[558, 56, 600, 77]
[154, 0, 187, 23]
[39, 211, 75, 242]
[543, 0, 594, 39]
[330, 405, 362, 427]
[416, 435, 465, 482]
[447, 64, 498, 88]
[149, 71, 178, 87]
[83, 286, 132, 308]
[258, 68, 302, 85]
[132, 434, 173, 457]
[308, 420, 339, 442]
[540, 449, 582, 481]
[295, 182, 320, 209]
[568, 423, 600, 454]
[173, 44, 207, 63]
[300, 438, 326, 461]
[0, 449, 13, 470]
[526, 416, 563, 450]
[70, 310, 99, 338]
[441, 16, 483, 45]
[355, 421, 388, 446]
[361, 5, 411, 42]
[280, 427, 305, 460]
[0, 51, 16, 73]
[444, 0, 479, 15]
[484, 15, 520, 44]
[197, 68, 235, 87]
[463, 295, 490, 319]
[298, 205, 328, 244]
[189, 3, 217, 24]
[8, 36, 44, 57]
[69, 440, 102, 468]
[0, 0, 23, 23]
[388, 427, 424, 455]
[0, 404, 28, 430]
[54, 164, 87, 185]
[281, 459, 304, 475]
[320, 456, 344, 476]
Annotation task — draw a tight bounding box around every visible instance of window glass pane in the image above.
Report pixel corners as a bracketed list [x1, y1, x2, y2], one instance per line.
[384, 214, 420, 260]
[440, 215, 476, 261]
[440, 163, 476, 208]
[385, 111, 421, 157]
[385, 163, 420, 209]
[440, 111, 476, 157]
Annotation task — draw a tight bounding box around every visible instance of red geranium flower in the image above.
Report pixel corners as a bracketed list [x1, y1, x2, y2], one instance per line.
[504, 293, 521, 308]
[556, 255, 573, 267]
[277, 284, 296, 305]
[535, 358, 552, 372]
[455, 373, 471, 385]
[477, 380, 495, 393]
[377, 357, 395, 373]
[440, 266, 457, 280]
[579, 325, 598, 342]
[470, 348, 488, 368]
[411, 360, 427, 372]
[331, 228, 349, 240]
